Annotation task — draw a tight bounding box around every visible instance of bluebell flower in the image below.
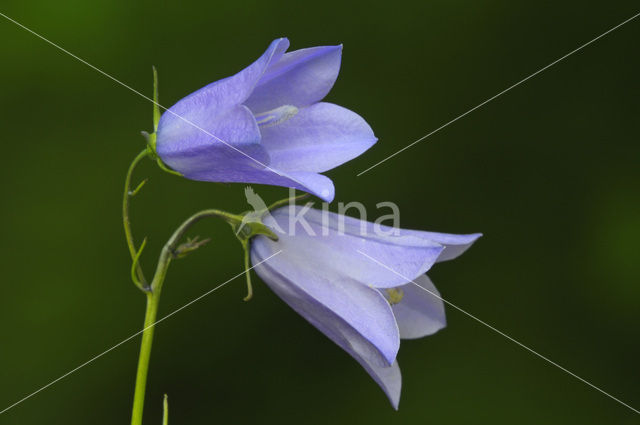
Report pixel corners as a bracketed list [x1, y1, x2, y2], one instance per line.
[250, 206, 481, 408]
[155, 38, 376, 202]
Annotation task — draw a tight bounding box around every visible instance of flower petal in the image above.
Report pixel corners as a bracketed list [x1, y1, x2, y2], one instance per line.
[297, 208, 481, 263]
[254, 242, 402, 407]
[156, 38, 289, 159]
[268, 206, 445, 289]
[186, 167, 335, 202]
[260, 102, 377, 173]
[251, 236, 400, 366]
[355, 358, 402, 410]
[282, 171, 335, 202]
[413, 231, 482, 262]
[157, 105, 268, 175]
[386, 275, 447, 340]
[245, 45, 342, 112]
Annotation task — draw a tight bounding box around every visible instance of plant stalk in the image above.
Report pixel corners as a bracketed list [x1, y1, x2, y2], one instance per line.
[129, 209, 243, 425]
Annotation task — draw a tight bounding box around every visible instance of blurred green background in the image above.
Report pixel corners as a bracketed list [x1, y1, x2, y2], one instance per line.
[0, 1, 638, 424]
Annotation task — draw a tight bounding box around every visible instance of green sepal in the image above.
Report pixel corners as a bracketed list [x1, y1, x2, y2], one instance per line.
[155, 156, 182, 177]
[233, 220, 278, 243]
[141, 131, 157, 156]
[140, 131, 183, 177]
[152, 66, 161, 132]
[143, 67, 182, 177]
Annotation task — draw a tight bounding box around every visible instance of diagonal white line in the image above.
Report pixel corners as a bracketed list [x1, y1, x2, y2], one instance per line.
[0, 250, 282, 416]
[357, 11, 640, 176]
[0, 12, 300, 184]
[357, 249, 640, 415]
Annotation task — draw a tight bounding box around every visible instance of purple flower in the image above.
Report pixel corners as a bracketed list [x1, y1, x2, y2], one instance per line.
[250, 206, 481, 408]
[155, 38, 377, 202]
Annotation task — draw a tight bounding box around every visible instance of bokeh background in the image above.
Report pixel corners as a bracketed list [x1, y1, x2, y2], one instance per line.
[0, 1, 638, 424]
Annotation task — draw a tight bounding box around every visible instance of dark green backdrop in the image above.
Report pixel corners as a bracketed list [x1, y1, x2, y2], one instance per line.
[1, 1, 638, 424]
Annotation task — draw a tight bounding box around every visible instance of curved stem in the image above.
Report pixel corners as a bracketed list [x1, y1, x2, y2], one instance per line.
[266, 191, 310, 211]
[124, 149, 151, 290]
[241, 241, 253, 301]
[130, 209, 243, 425]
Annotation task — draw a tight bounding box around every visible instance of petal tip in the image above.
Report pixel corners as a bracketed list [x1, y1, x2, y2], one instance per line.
[315, 180, 335, 202]
[320, 188, 334, 202]
[272, 37, 289, 46]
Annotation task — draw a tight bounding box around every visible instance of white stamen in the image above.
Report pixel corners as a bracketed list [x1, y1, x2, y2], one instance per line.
[254, 105, 299, 128]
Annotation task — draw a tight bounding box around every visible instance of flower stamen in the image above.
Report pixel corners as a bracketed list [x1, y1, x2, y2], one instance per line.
[385, 288, 404, 305]
[254, 105, 299, 128]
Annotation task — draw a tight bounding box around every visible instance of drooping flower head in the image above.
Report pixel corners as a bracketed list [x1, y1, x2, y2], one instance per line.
[248, 205, 481, 408]
[155, 38, 377, 202]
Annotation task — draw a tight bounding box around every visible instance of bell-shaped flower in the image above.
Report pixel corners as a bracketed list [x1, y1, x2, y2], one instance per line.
[249, 206, 481, 408]
[155, 38, 376, 202]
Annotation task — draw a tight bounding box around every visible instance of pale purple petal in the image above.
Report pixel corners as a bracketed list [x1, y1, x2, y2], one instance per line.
[187, 168, 335, 202]
[355, 358, 402, 410]
[251, 242, 402, 408]
[158, 105, 267, 175]
[413, 231, 482, 262]
[245, 45, 342, 113]
[260, 102, 377, 173]
[268, 206, 445, 289]
[156, 38, 288, 162]
[157, 37, 288, 128]
[251, 236, 400, 366]
[155, 39, 376, 197]
[386, 275, 446, 340]
[282, 172, 335, 202]
[298, 208, 481, 263]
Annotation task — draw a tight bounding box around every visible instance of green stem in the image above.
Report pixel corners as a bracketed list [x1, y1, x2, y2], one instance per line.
[162, 394, 169, 425]
[130, 292, 159, 425]
[124, 149, 151, 290]
[130, 209, 243, 425]
[241, 241, 253, 301]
